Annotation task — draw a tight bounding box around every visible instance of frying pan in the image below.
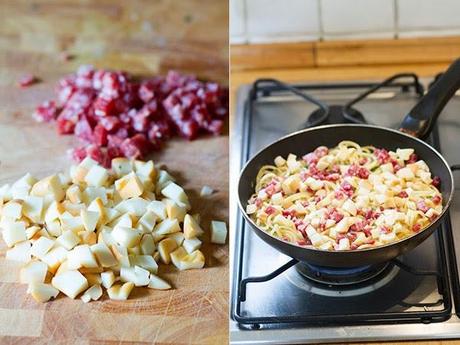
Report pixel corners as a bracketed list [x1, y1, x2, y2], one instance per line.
[238, 58, 460, 268]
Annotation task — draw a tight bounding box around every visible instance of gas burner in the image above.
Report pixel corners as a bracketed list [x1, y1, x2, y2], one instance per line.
[295, 261, 391, 286]
[287, 261, 399, 298]
[305, 105, 366, 128]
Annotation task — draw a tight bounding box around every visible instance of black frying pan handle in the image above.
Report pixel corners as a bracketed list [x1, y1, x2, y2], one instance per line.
[400, 58, 460, 140]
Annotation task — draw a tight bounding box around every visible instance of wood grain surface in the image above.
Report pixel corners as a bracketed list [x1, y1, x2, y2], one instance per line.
[0, 1, 228, 344]
[231, 36, 460, 71]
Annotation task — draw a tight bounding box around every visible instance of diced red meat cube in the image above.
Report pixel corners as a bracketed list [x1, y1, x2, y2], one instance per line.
[120, 134, 151, 159]
[93, 97, 116, 117]
[70, 147, 87, 162]
[18, 74, 39, 88]
[416, 200, 429, 213]
[432, 176, 441, 188]
[56, 118, 75, 134]
[74, 116, 93, 142]
[398, 191, 409, 198]
[99, 116, 121, 132]
[93, 124, 108, 146]
[33, 101, 59, 122]
[314, 146, 328, 158]
[374, 148, 390, 164]
[407, 153, 418, 163]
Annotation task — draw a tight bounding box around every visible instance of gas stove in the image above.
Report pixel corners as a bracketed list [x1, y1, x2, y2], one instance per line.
[229, 74, 460, 344]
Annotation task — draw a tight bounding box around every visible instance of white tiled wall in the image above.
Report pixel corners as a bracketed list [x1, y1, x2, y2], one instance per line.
[230, 0, 460, 44]
[246, 0, 319, 43]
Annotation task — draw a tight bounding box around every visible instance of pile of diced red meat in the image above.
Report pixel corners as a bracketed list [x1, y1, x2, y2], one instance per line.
[33, 65, 228, 167]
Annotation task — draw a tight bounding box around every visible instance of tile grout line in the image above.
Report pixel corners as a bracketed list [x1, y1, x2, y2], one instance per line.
[317, 0, 324, 41]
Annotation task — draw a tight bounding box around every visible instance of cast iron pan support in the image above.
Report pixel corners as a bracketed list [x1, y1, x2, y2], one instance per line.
[343, 73, 424, 123]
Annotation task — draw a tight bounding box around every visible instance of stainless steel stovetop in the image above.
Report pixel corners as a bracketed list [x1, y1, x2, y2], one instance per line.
[229, 76, 460, 344]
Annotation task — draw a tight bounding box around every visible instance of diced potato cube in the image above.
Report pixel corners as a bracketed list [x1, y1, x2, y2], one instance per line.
[28, 282, 59, 303]
[153, 218, 181, 236]
[80, 231, 97, 245]
[116, 173, 144, 199]
[120, 266, 150, 286]
[147, 200, 167, 219]
[46, 220, 62, 237]
[107, 282, 134, 300]
[83, 273, 101, 286]
[274, 156, 286, 167]
[22, 196, 44, 223]
[108, 213, 132, 229]
[101, 271, 116, 289]
[396, 148, 414, 161]
[2, 200, 22, 219]
[161, 183, 188, 205]
[87, 198, 107, 226]
[112, 158, 133, 177]
[210, 221, 227, 244]
[157, 238, 178, 264]
[81, 209, 100, 232]
[60, 215, 85, 233]
[130, 255, 158, 273]
[41, 246, 68, 274]
[44, 201, 64, 225]
[110, 244, 130, 267]
[183, 237, 202, 254]
[80, 284, 102, 303]
[20, 261, 48, 284]
[200, 185, 214, 197]
[246, 204, 257, 214]
[137, 210, 157, 232]
[82, 186, 108, 205]
[170, 247, 205, 270]
[104, 207, 120, 223]
[148, 275, 171, 290]
[396, 167, 415, 180]
[111, 226, 142, 248]
[167, 232, 185, 247]
[84, 165, 108, 187]
[56, 230, 80, 250]
[30, 237, 54, 259]
[342, 199, 357, 216]
[164, 199, 186, 222]
[30, 175, 65, 201]
[67, 245, 99, 269]
[51, 270, 88, 299]
[134, 160, 155, 179]
[155, 170, 175, 194]
[90, 242, 117, 267]
[115, 197, 149, 217]
[183, 214, 204, 239]
[140, 234, 156, 255]
[66, 185, 82, 204]
[25, 225, 41, 240]
[337, 238, 350, 250]
[5, 240, 31, 262]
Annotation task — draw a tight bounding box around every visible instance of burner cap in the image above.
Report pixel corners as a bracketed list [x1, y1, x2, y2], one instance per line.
[305, 105, 366, 128]
[296, 261, 391, 286]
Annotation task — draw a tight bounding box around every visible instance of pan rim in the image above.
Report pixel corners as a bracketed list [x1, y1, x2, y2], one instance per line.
[237, 123, 455, 255]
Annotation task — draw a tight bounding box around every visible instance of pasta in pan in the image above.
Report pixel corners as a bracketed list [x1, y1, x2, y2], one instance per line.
[246, 141, 443, 251]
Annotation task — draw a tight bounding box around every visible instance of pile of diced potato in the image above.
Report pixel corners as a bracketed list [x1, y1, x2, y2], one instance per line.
[0, 157, 227, 303]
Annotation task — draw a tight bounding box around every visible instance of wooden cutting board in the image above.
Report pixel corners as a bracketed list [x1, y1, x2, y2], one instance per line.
[0, 1, 228, 344]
